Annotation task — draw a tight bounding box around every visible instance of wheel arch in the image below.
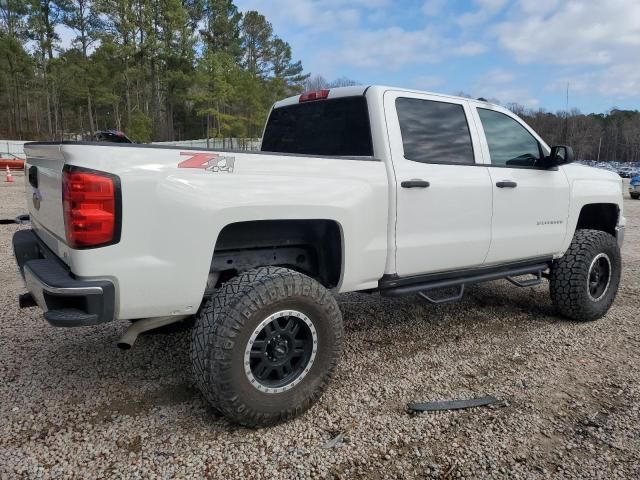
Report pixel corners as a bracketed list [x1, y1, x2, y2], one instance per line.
[209, 219, 344, 289]
[575, 203, 619, 236]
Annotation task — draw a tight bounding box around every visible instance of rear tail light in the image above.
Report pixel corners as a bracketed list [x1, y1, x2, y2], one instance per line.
[62, 167, 121, 248]
[299, 89, 330, 102]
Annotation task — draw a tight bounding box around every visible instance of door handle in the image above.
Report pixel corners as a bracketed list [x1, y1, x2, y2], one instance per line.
[496, 180, 517, 188]
[401, 179, 430, 188]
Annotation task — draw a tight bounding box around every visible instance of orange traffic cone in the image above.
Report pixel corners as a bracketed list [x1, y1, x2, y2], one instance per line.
[5, 165, 14, 183]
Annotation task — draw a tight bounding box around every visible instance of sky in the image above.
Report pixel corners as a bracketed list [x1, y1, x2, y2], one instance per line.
[233, 0, 640, 114]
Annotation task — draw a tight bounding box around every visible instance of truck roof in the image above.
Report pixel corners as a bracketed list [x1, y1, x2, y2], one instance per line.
[273, 85, 500, 109]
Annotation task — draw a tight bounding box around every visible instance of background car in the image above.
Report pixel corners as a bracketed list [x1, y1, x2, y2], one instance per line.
[93, 130, 133, 143]
[630, 174, 640, 199]
[618, 166, 634, 178]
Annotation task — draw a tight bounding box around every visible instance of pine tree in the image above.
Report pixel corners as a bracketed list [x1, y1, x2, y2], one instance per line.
[62, 0, 102, 134]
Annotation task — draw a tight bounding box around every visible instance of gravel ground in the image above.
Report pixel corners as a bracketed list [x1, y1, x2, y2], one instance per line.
[1, 174, 639, 479]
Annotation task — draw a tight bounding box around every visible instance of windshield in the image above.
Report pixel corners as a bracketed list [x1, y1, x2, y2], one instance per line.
[261, 96, 373, 157]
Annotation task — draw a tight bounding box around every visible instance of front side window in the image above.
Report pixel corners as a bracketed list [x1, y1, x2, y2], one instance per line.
[478, 108, 541, 167]
[396, 98, 475, 165]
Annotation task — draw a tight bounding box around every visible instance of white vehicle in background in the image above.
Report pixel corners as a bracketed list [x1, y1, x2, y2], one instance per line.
[14, 86, 625, 426]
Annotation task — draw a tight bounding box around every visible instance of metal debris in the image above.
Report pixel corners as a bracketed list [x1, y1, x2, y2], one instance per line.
[321, 432, 345, 449]
[408, 395, 500, 413]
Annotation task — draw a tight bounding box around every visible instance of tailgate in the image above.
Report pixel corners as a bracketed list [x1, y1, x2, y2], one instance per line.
[23, 144, 68, 257]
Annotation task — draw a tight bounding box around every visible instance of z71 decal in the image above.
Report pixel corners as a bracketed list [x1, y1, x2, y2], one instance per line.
[178, 152, 235, 173]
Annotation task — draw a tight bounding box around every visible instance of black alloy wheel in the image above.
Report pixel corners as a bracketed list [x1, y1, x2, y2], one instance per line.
[244, 310, 317, 393]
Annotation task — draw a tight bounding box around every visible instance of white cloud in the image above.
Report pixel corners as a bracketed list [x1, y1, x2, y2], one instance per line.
[480, 69, 515, 84]
[492, 0, 640, 100]
[452, 42, 487, 56]
[410, 75, 445, 92]
[52, 24, 100, 56]
[235, 0, 638, 108]
[457, 0, 508, 27]
[367, 9, 389, 24]
[421, 0, 445, 16]
[493, 0, 640, 66]
[55, 25, 75, 50]
[550, 64, 640, 98]
[339, 27, 441, 69]
[478, 0, 509, 8]
[336, 26, 485, 70]
[590, 65, 640, 97]
[324, 0, 390, 7]
[236, 0, 487, 72]
[517, 0, 561, 16]
[234, 0, 363, 32]
[473, 68, 540, 107]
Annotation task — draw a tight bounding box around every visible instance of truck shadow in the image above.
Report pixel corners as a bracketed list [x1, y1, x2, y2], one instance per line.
[25, 280, 561, 427]
[338, 279, 559, 334]
[27, 321, 209, 420]
[36, 280, 558, 383]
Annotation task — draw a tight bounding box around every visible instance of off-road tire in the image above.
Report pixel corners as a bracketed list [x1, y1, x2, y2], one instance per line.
[191, 267, 343, 427]
[549, 229, 621, 321]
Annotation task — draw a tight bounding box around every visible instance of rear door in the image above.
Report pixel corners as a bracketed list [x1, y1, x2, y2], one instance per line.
[384, 91, 493, 276]
[472, 106, 570, 264]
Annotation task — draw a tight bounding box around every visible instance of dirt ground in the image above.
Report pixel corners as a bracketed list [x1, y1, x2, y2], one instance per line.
[1, 173, 639, 479]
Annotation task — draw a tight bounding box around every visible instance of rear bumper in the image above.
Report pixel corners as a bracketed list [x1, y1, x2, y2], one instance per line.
[12, 229, 115, 327]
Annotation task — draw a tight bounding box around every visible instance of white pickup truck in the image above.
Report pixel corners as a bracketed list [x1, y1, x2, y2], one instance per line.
[14, 85, 625, 426]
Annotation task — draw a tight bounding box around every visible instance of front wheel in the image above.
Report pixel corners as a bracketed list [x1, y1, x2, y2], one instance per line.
[631, 192, 639, 200]
[549, 229, 621, 321]
[191, 267, 343, 427]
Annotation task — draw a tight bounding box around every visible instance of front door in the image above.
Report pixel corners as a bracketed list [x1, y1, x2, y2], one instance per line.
[473, 106, 571, 264]
[384, 91, 493, 277]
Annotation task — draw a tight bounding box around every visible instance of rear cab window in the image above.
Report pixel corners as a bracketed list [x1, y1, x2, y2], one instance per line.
[261, 96, 373, 157]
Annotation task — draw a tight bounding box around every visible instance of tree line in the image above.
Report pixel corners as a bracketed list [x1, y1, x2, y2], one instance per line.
[512, 104, 640, 163]
[1, 1, 638, 161]
[0, 0, 315, 142]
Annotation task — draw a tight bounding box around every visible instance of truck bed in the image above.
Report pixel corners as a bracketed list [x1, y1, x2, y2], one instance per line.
[22, 141, 390, 320]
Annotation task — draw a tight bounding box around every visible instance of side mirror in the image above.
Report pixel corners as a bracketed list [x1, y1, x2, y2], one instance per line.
[549, 145, 574, 166]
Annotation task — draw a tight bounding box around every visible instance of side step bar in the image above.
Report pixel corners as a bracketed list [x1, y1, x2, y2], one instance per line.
[506, 270, 543, 288]
[418, 285, 465, 304]
[380, 262, 550, 298]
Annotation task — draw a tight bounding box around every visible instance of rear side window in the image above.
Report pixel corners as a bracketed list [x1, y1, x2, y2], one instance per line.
[396, 98, 475, 165]
[477, 108, 541, 167]
[261, 97, 373, 156]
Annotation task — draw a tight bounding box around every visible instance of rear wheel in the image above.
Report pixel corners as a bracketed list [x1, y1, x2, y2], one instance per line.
[191, 267, 343, 426]
[549, 229, 621, 321]
[631, 192, 639, 200]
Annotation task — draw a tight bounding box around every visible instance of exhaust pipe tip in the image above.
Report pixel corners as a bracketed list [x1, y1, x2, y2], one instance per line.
[116, 315, 188, 350]
[116, 327, 140, 350]
[18, 293, 37, 309]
